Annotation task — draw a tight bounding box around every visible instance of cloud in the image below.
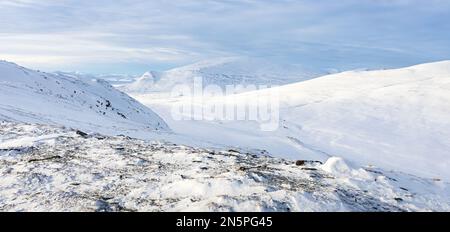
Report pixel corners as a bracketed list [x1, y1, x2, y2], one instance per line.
[0, 32, 201, 62]
[0, 0, 449, 73]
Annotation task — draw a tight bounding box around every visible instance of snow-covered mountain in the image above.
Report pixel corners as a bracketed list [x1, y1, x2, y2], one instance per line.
[0, 61, 169, 135]
[1, 59, 449, 212]
[120, 57, 325, 94]
[134, 60, 450, 181]
[262, 60, 450, 180]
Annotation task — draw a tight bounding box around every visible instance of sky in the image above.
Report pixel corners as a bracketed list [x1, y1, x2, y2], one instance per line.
[0, 0, 449, 74]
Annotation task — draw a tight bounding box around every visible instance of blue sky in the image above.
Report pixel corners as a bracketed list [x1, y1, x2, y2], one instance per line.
[0, 0, 449, 74]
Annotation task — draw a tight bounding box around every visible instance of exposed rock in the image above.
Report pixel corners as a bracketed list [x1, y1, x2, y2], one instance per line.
[76, 130, 89, 138]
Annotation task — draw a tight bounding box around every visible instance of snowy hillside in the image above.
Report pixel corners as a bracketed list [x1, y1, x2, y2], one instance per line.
[1, 59, 449, 212]
[258, 60, 450, 180]
[133, 61, 450, 181]
[120, 57, 324, 94]
[1, 122, 448, 212]
[0, 61, 169, 135]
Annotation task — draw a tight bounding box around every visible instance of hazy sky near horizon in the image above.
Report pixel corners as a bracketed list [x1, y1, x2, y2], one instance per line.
[0, 0, 449, 74]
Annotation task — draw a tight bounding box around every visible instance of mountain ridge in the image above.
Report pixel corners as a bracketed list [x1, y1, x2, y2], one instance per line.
[120, 57, 326, 94]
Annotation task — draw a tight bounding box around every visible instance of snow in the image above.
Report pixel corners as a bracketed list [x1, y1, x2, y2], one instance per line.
[129, 60, 450, 181]
[0, 60, 169, 136]
[119, 57, 324, 94]
[1, 59, 449, 211]
[321, 157, 352, 175]
[0, 122, 448, 212]
[54, 71, 137, 86]
[0, 133, 61, 150]
[320, 157, 373, 180]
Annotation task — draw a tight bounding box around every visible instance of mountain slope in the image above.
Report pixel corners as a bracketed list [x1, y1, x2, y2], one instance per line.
[134, 61, 450, 180]
[0, 61, 169, 135]
[1, 122, 448, 212]
[260, 60, 450, 179]
[120, 57, 325, 94]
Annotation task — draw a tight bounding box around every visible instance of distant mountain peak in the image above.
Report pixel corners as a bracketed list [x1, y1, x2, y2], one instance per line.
[120, 57, 325, 93]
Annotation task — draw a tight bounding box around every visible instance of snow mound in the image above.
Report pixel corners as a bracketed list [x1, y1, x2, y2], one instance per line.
[320, 157, 373, 180]
[321, 157, 352, 174]
[0, 61, 169, 135]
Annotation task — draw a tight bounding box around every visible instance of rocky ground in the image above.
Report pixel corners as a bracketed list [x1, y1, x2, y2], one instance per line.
[0, 121, 448, 212]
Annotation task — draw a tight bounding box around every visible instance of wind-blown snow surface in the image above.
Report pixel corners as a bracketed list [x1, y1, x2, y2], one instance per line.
[132, 61, 450, 181]
[120, 57, 324, 94]
[0, 122, 448, 212]
[0, 61, 169, 136]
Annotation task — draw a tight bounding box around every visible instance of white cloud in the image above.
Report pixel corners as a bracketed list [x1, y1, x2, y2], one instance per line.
[0, 32, 211, 65]
[0, 0, 449, 73]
